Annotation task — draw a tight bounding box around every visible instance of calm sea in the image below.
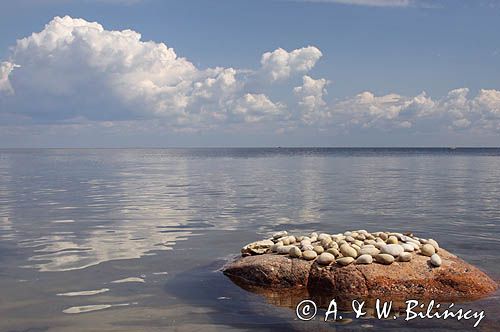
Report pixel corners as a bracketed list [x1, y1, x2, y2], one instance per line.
[0, 148, 499, 331]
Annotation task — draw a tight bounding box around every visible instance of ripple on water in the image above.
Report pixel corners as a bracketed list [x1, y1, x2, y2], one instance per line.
[111, 277, 145, 284]
[63, 302, 134, 314]
[51, 219, 75, 224]
[56, 288, 110, 297]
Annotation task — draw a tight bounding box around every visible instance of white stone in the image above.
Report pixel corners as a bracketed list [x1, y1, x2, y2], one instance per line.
[356, 254, 373, 264]
[317, 252, 335, 265]
[430, 254, 442, 267]
[380, 244, 404, 257]
[402, 243, 415, 252]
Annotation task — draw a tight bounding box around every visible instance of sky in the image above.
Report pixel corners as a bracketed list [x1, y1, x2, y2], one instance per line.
[0, 0, 499, 147]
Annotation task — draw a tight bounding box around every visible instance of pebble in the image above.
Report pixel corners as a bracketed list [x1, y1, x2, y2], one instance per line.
[317, 252, 335, 265]
[409, 242, 421, 251]
[356, 254, 373, 264]
[277, 246, 292, 255]
[288, 236, 296, 244]
[405, 238, 421, 245]
[421, 244, 436, 257]
[326, 248, 340, 257]
[301, 244, 314, 251]
[282, 237, 290, 246]
[241, 239, 274, 255]
[430, 254, 442, 267]
[398, 252, 412, 262]
[289, 246, 302, 258]
[359, 246, 380, 256]
[313, 245, 324, 254]
[271, 241, 283, 252]
[340, 244, 358, 258]
[402, 243, 415, 252]
[391, 233, 405, 240]
[380, 244, 404, 257]
[375, 254, 395, 265]
[378, 233, 388, 241]
[303, 250, 317, 261]
[428, 239, 440, 251]
[300, 240, 311, 247]
[318, 233, 331, 241]
[321, 238, 333, 248]
[387, 236, 398, 244]
[272, 231, 287, 239]
[337, 257, 355, 266]
[351, 244, 361, 252]
[353, 240, 364, 247]
[328, 241, 338, 249]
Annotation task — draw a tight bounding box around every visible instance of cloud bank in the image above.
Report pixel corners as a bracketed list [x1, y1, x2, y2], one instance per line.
[1, 16, 499, 139]
[0, 16, 322, 131]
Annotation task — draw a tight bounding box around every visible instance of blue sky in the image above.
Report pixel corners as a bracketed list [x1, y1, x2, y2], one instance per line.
[0, 0, 499, 147]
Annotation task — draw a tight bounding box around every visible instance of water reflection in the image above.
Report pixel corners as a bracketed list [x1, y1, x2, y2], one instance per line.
[1, 149, 500, 272]
[0, 149, 499, 331]
[0, 150, 195, 271]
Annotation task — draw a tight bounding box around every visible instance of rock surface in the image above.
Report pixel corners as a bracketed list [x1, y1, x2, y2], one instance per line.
[223, 247, 497, 303]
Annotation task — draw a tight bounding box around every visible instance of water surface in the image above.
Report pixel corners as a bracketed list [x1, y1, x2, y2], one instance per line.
[0, 148, 499, 331]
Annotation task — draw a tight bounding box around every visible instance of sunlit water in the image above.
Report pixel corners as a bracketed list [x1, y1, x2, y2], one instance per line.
[0, 148, 499, 331]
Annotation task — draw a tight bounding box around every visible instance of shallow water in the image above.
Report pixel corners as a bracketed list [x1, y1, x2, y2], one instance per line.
[0, 148, 499, 331]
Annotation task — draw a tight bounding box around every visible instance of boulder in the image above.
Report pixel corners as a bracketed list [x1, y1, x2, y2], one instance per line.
[223, 248, 497, 305]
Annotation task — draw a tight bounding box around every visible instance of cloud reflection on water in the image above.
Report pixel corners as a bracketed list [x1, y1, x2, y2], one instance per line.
[0, 151, 195, 271]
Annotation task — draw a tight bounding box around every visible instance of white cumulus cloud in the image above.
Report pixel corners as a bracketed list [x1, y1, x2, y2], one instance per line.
[0, 16, 320, 129]
[294, 75, 330, 124]
[230, 93, 286, 123]
[260, 46, 323, 81]
[324, 88, 500, 132]
[0, 62, 17, 95]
